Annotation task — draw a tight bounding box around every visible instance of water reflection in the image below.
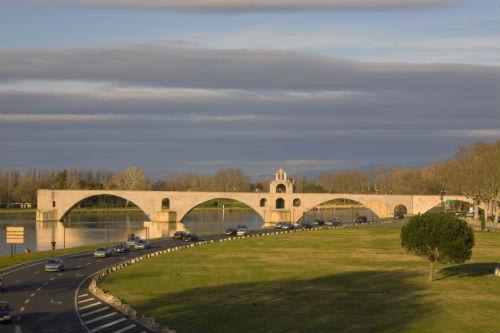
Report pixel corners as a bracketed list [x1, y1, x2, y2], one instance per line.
[0, 206, 378, 256]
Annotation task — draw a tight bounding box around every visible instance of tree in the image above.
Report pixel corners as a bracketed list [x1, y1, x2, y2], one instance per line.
[400, 213, 474, 281]
[111, 167, 151, 190]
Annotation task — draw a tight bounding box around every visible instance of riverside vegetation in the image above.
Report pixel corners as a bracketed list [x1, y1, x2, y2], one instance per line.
[101, 225, 500, 333]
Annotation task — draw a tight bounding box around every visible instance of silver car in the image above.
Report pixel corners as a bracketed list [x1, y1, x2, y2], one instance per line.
[135, 239, 151, 250]
[45, 258, 64, 272]
[126, 236, 141, 248]
[236, 227, 248, 236]
[94, 248, 113, 258]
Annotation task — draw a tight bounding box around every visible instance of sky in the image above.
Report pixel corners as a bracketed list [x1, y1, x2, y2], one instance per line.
[0, 0, 499, 178]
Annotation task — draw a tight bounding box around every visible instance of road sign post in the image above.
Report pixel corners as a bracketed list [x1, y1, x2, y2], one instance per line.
[6, 226, 24, 257]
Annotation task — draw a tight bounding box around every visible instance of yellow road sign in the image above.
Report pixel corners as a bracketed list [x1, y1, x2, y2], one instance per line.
[6, 226, 24, 244]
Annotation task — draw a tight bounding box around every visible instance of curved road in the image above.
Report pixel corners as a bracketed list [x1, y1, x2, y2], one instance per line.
[0, 232, 235, 333]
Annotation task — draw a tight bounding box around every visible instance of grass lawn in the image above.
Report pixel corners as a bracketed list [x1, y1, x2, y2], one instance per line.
[101, 226, 500, 333]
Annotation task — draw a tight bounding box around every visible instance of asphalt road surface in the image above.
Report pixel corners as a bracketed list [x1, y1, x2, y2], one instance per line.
[0, 232, 233, 333]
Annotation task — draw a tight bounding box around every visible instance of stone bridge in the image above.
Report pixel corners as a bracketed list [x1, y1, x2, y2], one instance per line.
[36, 169, 474, 225]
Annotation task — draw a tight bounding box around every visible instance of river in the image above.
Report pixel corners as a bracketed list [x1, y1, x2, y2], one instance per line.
[0, 207, 377, 256]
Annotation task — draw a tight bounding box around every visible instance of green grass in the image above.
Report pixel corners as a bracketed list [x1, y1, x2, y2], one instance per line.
[0, 243, 110, 270]
[101, 226, 500, 333]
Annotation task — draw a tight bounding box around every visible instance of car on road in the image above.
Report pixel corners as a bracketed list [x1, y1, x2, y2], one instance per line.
[224, 227, 237, 236]
[236, 226, 249, 236]
[0, 277, 4, 292]
[355, 216, 368, 223]
[112, 243, 130, 253]
[0, 301, 11, 324]
[45, 258, 64, 272]
[394, 213, 405, 220]
[182, 233, 199, 242]
[274, 222, 287, 229]
[312, 219, 325, 226]
[135, 239, 152, 250]
[126, 236, 141, 248]
[173, 231, 187, 240]
[94, 247, 113, 258]
[280, 222, 295, 230]
[299, 221, 314, 229]
[325, 217, 342, 226]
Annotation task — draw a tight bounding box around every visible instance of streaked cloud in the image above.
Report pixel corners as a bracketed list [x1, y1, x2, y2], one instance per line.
[9, 0, 455, 12]
[1, 44, 498, 93]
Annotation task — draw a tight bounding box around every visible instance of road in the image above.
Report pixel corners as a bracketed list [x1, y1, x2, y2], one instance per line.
[0, 232, 234, 333]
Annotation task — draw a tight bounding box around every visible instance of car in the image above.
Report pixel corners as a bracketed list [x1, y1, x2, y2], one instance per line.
[312, 219, 325, 226]
[224, 228, 237, 236]
[325, 217, 342, 226]
[126, 236, 141, 248]
[173, 231, 187, 240]
[487, 215, 496, 222]
[45, 258, 64, 272]
[236, 226, 248, 236]
[112, 243, 130, 253]
[275, 222, 287, 229]
[394, 213, 405, 220]
[135, 239, 152, 250]
[94, 248, 113, 258]
[0, 277, 3, 292]
[299, 221, 313, 229]
[355, 216, 368, 223]
[281, 222, 295, 230]
[182, 233, 199, 242]
[0, 301, 11, 324]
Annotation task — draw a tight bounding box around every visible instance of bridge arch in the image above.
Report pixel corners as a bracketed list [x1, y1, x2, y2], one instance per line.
[57, 192, 151, 221]
[176, 197, 266, 223]
[296, 197, 383, 223]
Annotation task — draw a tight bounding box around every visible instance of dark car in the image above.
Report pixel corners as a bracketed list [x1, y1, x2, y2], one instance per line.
[173, 231, 187, 240]
[281, 222, 295, 230]
[355, 216, 368, 223]
[113, 243, 130, 253]
[225, 228, 237, 236]
[275, 222, 287, 229]
[325, 217, 342, 226]
[182, 233, 199, 242]
[394, 213, 405, 220]
[0, 301, 11, 324]
[312, 219, 325, 226]
[299, 221, 313, 229]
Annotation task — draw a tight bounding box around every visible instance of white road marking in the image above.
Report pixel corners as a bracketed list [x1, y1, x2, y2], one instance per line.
[112, 324, 136, 333]
[78, 298, 95, 304]
[43, 281, 48, 286]
[30, 293, 35, 297]
[58, 272, 63, 276]
[78, 293, 89, 298]
[50, 299, 62, 305]
[24, 299, 29, 304]
[76, 265, 83, 269]
[80, 306, 109, 318]
[84, 311, 116, 324]
[86, 262, 92, 265]
[79, 301, 102, 310]
[34, 271, 40, 274]
[20, 307, 25, 312]
[90, 317, 126, 332]
[15, 280, 21, 283]
[15, 325, 23, 333]
[36, 287, 41, 292]
[50, 277, 55, 281]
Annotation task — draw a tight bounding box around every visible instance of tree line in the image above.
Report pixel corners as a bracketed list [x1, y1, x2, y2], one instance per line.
[0, 140, 498, 222]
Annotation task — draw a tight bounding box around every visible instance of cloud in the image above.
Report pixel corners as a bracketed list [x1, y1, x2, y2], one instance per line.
[9, 0, 455, 12]
[0, 44, 498, 93]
